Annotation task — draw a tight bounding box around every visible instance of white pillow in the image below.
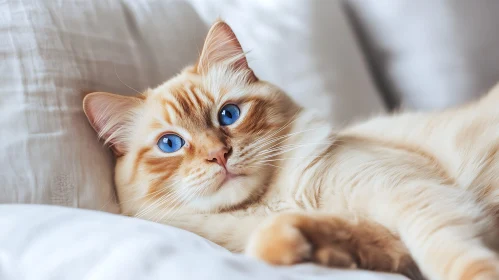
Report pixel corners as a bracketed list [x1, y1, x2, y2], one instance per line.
[347, 0, 499, 110]
[0, 0, 384, 210]
[0, 205, 406, 280]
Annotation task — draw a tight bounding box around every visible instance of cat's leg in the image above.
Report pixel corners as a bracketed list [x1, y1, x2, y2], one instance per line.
[157, 212, 264, 252]
[372, 182, 499, 280]
[246, 212, 424, 280]
[246, 184, 499, 280]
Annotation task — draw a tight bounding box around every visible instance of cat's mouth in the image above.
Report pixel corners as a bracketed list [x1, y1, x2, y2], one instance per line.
[217, 169, 246, 189]
[222, 172, 238, 183]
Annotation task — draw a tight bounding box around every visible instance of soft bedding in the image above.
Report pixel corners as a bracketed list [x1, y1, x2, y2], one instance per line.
[0, 205, 407, 280]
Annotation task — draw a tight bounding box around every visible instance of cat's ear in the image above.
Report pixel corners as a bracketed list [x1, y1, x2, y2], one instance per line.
[83, 92, 143, 157]
[197, 20, 257, 83]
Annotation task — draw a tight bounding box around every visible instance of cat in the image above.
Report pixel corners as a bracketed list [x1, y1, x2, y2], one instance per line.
[83, 20, 499, 280]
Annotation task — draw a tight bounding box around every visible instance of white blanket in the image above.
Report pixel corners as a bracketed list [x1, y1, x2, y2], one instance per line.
[0, 205, 407, 280]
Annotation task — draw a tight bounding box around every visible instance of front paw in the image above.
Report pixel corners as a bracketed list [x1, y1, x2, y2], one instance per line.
[244, 213, 425, 280]
[245, 214, 313, 265]
[245, 213, 356, 268]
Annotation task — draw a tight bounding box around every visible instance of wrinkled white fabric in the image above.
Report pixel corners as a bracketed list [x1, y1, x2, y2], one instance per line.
[0, 205, 407, 280]
[347, 0, 499, 110]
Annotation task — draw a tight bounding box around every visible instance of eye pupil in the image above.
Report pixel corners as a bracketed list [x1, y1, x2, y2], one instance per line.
[219, 104, 240, 126]
[223, 110, 232, 119]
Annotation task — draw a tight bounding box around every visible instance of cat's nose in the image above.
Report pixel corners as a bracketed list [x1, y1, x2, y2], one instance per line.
[206, 146, 232, 167]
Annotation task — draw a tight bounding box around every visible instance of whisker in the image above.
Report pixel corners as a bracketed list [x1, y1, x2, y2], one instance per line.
[114, 63, 142, 94]
[256, 156, 326, 164]
[246, 141, 335, 166]
[142, 189, 188, 222]
[134, 195, 169, 219]
[240, 125, 333, 164]
[118, 177, 181, 206]
[249, 140, 348, 167]
[155, 188, 201, 223]
[248, 163, 284, 170]
[249, 144, 312, 164]
[256, 111, 301, 142]
[239, 112, 301, 154]
[134, 180, 184, 219]
[253, 123, 328, 149]
[253, 126, 332, 154]
[256, 141, 334, 158]
[163, 191, 200, 222]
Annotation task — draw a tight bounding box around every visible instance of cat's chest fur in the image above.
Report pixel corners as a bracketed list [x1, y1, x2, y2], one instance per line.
[256, 110, 349, 214]
[265, 105, 499, 222]
[164, 95, 499, 252]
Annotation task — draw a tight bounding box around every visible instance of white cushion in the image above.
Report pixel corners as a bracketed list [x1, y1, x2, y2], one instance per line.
[347, 0, 499, 110]
[0, 0, 384, 211]
[0, 205, 407, 280]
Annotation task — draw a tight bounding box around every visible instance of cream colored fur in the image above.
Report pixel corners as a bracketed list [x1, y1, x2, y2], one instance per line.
[85, 21, 499, 280]
[124, 81, 499, 280]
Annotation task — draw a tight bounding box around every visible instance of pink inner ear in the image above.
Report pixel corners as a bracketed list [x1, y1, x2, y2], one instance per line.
[86, 100, 111, 133]
[197, 21, 257, 82]
[83, 92, 141, 156]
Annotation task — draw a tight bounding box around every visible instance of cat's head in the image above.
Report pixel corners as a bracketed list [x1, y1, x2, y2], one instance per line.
[83, 21, 300, 215]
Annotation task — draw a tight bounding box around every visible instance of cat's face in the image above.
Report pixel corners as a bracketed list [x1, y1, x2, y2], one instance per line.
[84, 21, 300, 214]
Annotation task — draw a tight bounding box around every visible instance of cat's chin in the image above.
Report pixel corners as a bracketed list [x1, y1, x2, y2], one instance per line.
[187, 174, 264, 213]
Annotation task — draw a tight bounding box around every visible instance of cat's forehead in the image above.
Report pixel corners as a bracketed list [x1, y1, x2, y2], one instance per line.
[146, 70, 250, 124]
[145, 74, 221, 128]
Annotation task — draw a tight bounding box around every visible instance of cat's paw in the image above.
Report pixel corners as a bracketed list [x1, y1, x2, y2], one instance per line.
[245, 214, 313, 265]
[245, 213, 425, 280]
[244, 213, 356, 268]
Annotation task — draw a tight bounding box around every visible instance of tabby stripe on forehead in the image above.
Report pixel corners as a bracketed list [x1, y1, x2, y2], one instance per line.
[162, 109, 172, 124]
[151, 120, 166, 130]
[173, 89, 193, 113]
[164, 99, 182, 118]
[189, 84, 204, 107]
[198, 87, 214, 103]
[182, 87, 196, 108]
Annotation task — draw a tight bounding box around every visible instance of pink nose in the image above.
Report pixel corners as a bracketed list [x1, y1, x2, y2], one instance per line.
[206, 147, 231, 166]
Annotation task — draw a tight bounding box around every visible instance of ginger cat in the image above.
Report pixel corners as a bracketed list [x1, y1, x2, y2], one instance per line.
[83, 21, 499, 280]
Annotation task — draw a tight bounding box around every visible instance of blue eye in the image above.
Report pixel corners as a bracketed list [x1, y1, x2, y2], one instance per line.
[219, 104, 240, 126]
[157, 134, 185, 153]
